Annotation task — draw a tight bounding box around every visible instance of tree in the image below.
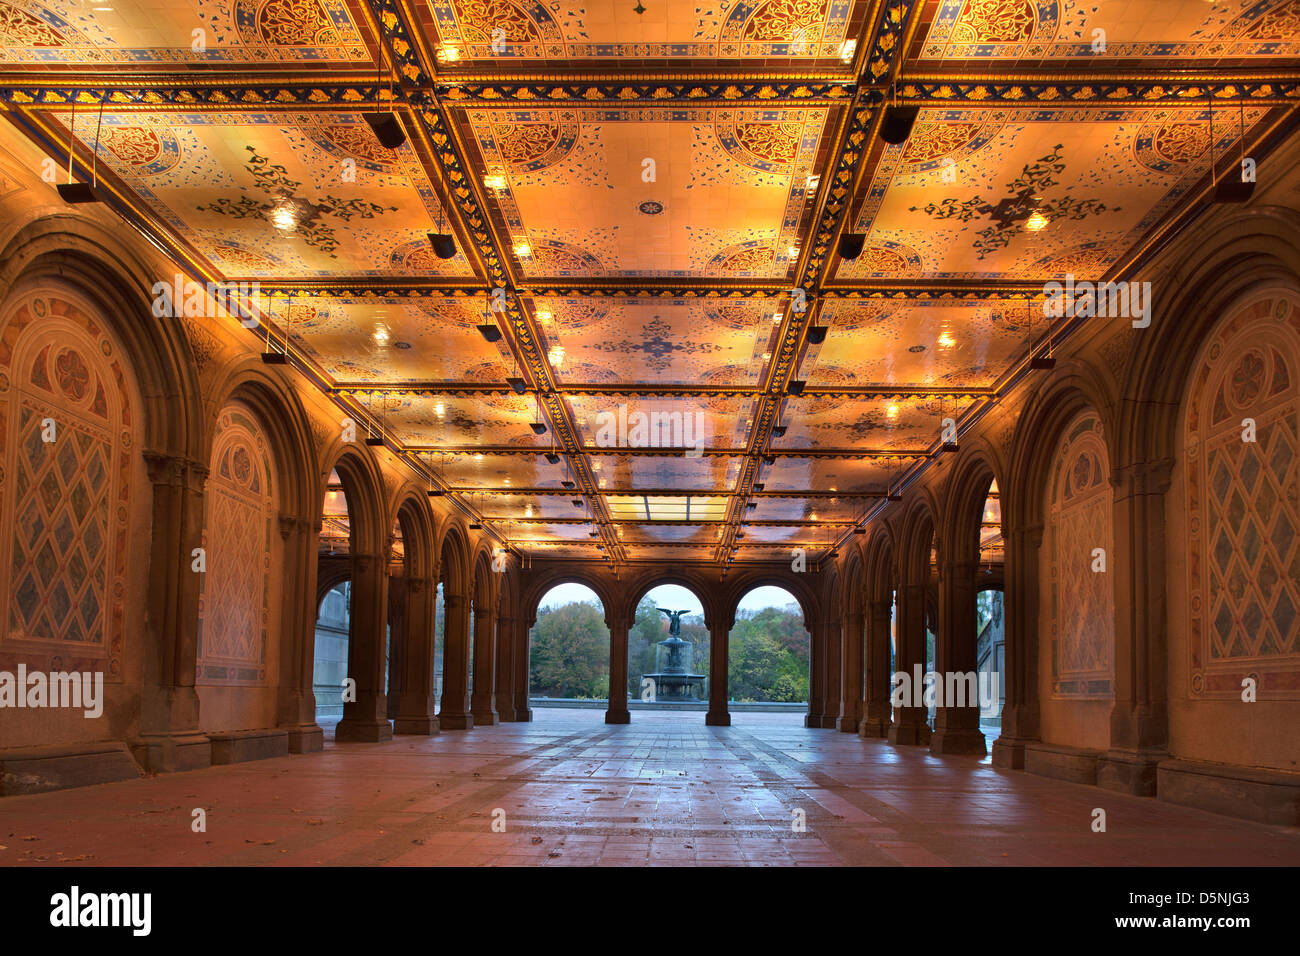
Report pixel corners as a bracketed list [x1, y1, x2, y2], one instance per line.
[528, 601, 609, 699]
[726, 604, 809, 703]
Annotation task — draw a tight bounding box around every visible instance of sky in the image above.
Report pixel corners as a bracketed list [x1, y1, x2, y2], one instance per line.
[536, 582, 800, 616]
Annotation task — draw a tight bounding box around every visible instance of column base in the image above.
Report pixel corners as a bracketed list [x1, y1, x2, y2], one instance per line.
[858, 716, 891, 738]
[930, 727, 987, 756]
[605, 710, 630, 724]
[393, 716, 440, 736]
[514, 707, 533, 722]
[990, 735, 1032, 770]
[130, 732, 212, 774]
[283, 723, 324, 754]
[705, 711, 731, 727]
[1097, 748, 1164, 796]
[439, 712, 475, 730]
[888, 721, 932, 746]
[496, 705, 516, 722]
[470, 712, 499, 726]
[334, 719, 393, 743]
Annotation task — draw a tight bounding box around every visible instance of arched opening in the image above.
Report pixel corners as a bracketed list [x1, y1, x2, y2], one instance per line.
[976, 479, 1006, 738]
[312, 469, 352, 731]
[727, 585, 810, 726]
[528, 582, 610, 716]
[629, 584, 707, 720]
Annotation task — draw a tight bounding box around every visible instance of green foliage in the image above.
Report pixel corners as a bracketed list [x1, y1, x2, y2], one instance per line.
[528, 600, 610, 699]
[726, 605, 809, 703]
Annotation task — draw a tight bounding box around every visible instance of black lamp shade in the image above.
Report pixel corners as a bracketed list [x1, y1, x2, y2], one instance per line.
[880, 106, 919, 145]
[363, 112, 407, 149]
[545, 453, 561, 464]
[477, 323, 502, 343]
[787, 380, 806, 396]
[806, 325, 828, 345]
[506, 376, 527, 394]
[770, 425, 787, 438]
[530, 422, 547, 435]
[1214, 177, 1255, 204]
[260, 352, 288, 365]
[837, 233, 866, 260]
[428, 232, 456, 259]
[57, 182, 99, 204]
[364, 436, 385, 446]
[1029, 356, 1057, 370]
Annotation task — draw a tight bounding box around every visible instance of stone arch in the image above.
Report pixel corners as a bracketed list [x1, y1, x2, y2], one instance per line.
[203, 363, 324, 750]
[520, 569, 616, 631]
[435, 518, 475, 728]
[620, 570, 718, 630]
[0, 216, 203, 459]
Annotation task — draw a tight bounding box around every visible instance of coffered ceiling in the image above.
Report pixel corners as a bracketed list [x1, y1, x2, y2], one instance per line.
[2, 0, 1298, 570]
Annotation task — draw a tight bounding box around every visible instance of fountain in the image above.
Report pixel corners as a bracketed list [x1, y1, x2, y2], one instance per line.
[642, 607, 706, 701]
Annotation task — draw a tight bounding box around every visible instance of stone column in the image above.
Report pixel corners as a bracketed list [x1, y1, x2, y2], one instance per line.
[705, 619, 730, 726]
[819, 615, 841, 729]
[992, 523, 1042, 769]
[837, 611, 864, 732]
[470, 602, 499, 725]
[275, 515, 324, 753]
[439, 593, 474, 729]
[888, 583, 931, 745]
[1099, 458, 1173, 795]
[335, 549, 393, 742]
[805, 613, 825, 728]
[930, 558, 987, 754]
[385, 574, 406, 721]
[494, 614, 516, 722]
[513, 615, 534, 722]
[393, 574, 439, 735]
[606, 612, 630, 724]
[134, 452, 212, 772]
[860, 597, 893, 737]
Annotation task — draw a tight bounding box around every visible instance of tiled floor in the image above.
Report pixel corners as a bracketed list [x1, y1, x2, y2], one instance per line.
[3, 709, 1299, 866]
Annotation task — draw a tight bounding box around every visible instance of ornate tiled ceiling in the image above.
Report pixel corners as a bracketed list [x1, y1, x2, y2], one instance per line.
[1, 0, 1297, 570]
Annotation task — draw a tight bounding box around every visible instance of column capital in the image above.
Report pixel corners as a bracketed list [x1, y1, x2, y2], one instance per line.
[143, 450, 208, 491]
[1111, 457, 1175, 498]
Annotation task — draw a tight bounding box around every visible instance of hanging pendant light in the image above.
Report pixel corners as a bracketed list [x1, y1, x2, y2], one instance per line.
[58, 96, 104, 204]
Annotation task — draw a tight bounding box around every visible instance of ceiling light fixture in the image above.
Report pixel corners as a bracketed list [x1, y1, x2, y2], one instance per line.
[1025, 211, 1049, 232]
[879, 102, 919, 145]
[477, 323, 502, 342]
[787, 380, 806, 396]
[363, 44, 407, 149]
[806, 325, 828, 345]
[57, 96, 104, 204]
[837, 233, 866, 260]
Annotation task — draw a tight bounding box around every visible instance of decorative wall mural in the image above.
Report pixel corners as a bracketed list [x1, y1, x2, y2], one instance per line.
[197, 402, 275, 685]
[1186, 293, 1300, 698]
[1047, 410, 1114, 698]
[0, 292, 133, 679]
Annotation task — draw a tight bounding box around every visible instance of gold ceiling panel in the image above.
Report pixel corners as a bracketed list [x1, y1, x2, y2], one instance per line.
[290, 297, 507, 383]
[758, 457, 899, 494]
[814, 300, 1030, 389]
[569, 394, 757, 452]
[836, 105, 1267, 283]
[0, 0, 373, 65]
[8, 0, 1294, 569]
[541, 297, 779, 387]
[46, 109, 472, 279]
[772, 395, 982, 451]
[460, 106, 836, 279]
[917, 0, 1300, 63]
[422, 0, 871, 66]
